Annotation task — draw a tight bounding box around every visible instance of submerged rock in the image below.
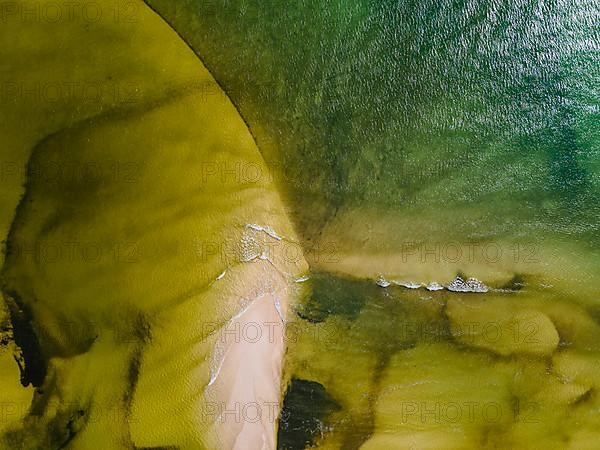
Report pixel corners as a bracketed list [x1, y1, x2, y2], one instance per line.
[278, 378, 342, 450]
[376, 276, 391, 288]
[447, 276, 489, 293]
[395, 281, 422, 289]
[426, 282, 444, 291]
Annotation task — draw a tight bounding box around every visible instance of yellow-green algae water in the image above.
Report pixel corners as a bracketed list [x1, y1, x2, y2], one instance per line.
[1, 0, 599, 449]
[283, 276, 600, 449]
[0, 1, 308, 448]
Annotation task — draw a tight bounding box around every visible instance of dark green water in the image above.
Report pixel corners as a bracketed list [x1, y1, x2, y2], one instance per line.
[149, 0, 599, 249]
[141, 2, 600, 447]
[142, 0, 600, 449]
[1, 1, 598, 448]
